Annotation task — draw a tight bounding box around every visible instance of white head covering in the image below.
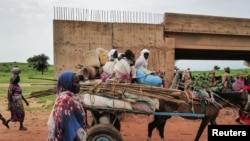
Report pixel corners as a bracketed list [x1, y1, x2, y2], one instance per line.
[135, 49, 150, 68]
[108, 49, 117, 61]
[140, 49, 150, 59]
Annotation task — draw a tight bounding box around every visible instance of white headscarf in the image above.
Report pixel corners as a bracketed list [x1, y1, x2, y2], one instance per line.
[108, 49, 117, 61]
[135, 49, 150, 68]
[140, 49, 150, 58]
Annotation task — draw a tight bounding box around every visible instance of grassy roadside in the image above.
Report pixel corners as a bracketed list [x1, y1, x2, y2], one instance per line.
[0, 62, 55, 111]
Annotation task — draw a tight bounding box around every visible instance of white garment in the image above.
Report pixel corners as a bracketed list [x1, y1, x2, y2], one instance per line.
[102, 61, 116, 75]
[113, 59, 131, 78]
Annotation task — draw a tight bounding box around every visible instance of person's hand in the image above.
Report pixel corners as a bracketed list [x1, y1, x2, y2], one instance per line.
[22, 96, 29, 106]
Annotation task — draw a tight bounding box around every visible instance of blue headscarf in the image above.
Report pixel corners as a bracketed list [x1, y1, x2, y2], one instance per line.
[49, 71, 86, 141]
[57, 71, 75, 93]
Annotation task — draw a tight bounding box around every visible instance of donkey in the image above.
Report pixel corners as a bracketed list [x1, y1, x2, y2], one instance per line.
[147, 70, 247, 141]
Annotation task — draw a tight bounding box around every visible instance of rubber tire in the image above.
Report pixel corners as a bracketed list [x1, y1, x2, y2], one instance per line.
[87, 124, 122, 141]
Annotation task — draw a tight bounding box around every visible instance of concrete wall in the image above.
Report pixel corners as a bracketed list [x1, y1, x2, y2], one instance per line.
[53, 20, 170, 85]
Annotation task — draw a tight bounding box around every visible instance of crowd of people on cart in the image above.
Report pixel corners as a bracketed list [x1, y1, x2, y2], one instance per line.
[83, 48, 164, 87]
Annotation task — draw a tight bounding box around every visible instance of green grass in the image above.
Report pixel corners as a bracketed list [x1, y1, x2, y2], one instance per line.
[0, 62, 54, 83]
[0, 62, 55, 111]
[192, 68, 250, 77]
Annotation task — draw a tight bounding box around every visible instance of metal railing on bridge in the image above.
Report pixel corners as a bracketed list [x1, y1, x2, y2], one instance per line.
[53, 7, 163, 24]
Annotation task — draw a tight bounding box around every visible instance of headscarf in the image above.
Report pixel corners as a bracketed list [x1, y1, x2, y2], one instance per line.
[57, 71, 75, 93]
[140, 49, 150, 59]
[125, 49, 135, 60]
[108, 49, 117, 61]
[48, 71, 86, 141]
[135, 49, 150, 68]
[224, 67, 230, 73]
[124, 49, 135, 66]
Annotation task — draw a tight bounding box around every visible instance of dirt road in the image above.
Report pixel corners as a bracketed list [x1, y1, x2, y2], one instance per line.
[0, 94, 241, 141]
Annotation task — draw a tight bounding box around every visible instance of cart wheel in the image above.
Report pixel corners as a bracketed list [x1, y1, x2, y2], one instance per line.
[87, 124, 122, 141]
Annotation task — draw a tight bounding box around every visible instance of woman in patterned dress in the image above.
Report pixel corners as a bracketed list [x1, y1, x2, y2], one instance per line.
[6, 67, 29, 130]
[47, 71, 87, 141]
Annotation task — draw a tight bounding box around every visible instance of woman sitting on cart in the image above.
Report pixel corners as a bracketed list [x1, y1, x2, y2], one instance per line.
[101, 48, 119, 82]
[134, 49, 163, 87]
[113, 49, 136, 83]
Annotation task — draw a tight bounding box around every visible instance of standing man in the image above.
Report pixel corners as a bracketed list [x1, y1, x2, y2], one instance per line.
[221, 67, 233, 92]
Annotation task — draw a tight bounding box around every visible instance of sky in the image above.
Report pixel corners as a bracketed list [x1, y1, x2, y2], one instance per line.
[1, 0, 250, 71]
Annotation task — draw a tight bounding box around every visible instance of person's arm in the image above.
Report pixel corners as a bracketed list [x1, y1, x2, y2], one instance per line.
[22, 95, 29, 106]
[7, 84, 15, 101]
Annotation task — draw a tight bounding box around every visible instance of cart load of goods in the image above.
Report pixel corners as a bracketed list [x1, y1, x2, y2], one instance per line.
[78, 82, 184, 113]
[77, 48, 109, 80]
[77, 48, 163, 87]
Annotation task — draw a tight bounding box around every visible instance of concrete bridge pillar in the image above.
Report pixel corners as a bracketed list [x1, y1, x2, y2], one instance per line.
[164, 38, 175, 88]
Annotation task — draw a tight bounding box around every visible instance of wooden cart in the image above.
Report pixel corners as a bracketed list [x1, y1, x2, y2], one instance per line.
[79, 82, 205, 141]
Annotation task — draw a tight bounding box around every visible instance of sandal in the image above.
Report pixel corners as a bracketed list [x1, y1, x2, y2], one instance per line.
[3, 121, 9, 128]
[2, 119, 9, 129]
[19, 127, 27, 131]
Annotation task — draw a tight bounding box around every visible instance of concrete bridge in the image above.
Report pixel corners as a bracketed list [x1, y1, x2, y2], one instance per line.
[53, 7, 250, 87]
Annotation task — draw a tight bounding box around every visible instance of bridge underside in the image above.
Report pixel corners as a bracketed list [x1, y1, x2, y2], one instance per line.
[164, 13, 250, 61]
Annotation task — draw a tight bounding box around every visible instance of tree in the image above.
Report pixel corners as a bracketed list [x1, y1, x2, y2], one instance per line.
[174, 66, 179, 71]
[213, 65, 220, 70]
[27, 54, 49, 75]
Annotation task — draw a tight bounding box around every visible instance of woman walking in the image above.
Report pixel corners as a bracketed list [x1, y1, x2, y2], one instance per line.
[6, 67, 29, 130]
[47, 71, 87, 141]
